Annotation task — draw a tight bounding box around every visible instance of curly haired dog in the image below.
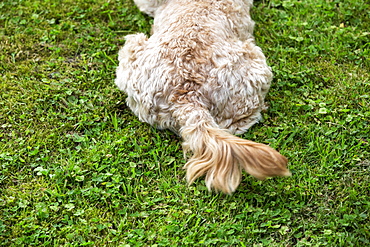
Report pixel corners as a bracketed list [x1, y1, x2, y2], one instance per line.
[115, 0, 291, 194]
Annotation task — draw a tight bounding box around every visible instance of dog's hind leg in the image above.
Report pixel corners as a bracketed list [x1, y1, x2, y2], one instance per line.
[115, 33, 148, 91]
[117, 33, 148, 64]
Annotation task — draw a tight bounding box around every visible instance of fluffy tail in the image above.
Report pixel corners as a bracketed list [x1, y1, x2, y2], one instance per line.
[177, 106, 290, 194]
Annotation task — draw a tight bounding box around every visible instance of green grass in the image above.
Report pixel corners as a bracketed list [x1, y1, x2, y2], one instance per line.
[0, 0, 369, 245]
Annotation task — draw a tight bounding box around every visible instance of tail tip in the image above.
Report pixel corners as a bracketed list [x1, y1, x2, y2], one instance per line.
[282, 169, 292, 177]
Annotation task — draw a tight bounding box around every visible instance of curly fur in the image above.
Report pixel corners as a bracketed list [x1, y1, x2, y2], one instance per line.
[115, 0, 290, 194]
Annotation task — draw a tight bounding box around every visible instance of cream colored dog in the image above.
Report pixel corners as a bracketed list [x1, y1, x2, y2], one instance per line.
[115, 0, 290, 194]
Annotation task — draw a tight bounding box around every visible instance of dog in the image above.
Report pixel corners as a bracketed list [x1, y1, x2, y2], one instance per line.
[115, 0, 291, 194]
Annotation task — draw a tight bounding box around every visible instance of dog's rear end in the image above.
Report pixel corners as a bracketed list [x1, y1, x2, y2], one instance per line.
[116, 0, 290, 193]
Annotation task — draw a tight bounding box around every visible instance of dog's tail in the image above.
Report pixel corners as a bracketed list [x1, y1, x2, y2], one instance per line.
[175, 104, 290, 194]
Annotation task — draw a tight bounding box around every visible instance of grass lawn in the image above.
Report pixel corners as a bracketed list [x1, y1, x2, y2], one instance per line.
[0, 0, 369, 246]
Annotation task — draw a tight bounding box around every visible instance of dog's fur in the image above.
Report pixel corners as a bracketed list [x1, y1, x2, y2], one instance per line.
[115, 0, 290, 194]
